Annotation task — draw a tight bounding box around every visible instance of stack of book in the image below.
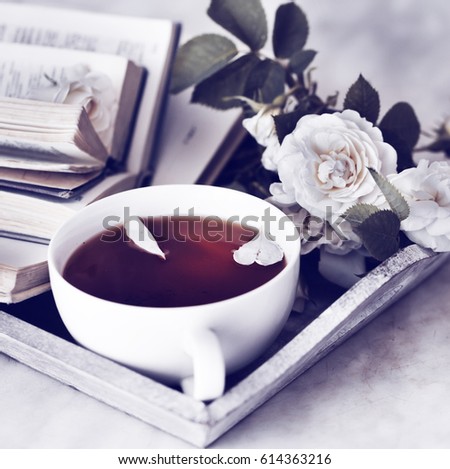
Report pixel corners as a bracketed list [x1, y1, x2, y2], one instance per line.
[0, 3, 245, 303]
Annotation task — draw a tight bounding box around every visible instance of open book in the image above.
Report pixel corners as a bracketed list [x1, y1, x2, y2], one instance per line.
[0, 42, 145, 191]
[0, 2, 180, 239]
[0, 2, 179, 302]
[0, 3, 246, 303]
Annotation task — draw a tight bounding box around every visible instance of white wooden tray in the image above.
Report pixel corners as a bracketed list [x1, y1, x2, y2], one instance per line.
[0, 244, 448, 447]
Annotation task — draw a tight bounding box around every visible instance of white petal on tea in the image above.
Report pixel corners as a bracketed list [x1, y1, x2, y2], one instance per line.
[233, 231, 283, 266]
[123, 217, 166, 260]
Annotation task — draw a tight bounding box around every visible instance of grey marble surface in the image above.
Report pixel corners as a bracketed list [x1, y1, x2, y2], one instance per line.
[1, 0, 450, 449]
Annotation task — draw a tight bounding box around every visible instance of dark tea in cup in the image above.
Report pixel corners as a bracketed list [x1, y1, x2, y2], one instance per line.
[63, 216, 286, 307]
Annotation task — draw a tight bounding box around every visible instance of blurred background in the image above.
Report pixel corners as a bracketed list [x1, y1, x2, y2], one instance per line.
[9, 0, 449, 134]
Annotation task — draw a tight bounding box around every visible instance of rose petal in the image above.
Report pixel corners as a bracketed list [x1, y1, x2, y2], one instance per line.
[390, 160, 450, 252]
[233, 231, 284, 266]
[425, 217, 450, 236]
[123, 217, 166, 260]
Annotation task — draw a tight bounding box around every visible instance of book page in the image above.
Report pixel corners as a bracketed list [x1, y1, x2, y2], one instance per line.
[0, 42, 132, 154]
[0, 166, 102, 190]
[0, 236, 48, 269]
[152, 89, 244, 185]
[0, 171, 139, 240]
[0, 3, 177, 175]
[0, 43, 125, 100]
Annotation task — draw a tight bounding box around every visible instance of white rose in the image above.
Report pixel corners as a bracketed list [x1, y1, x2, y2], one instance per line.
[270, 110, 398, 220]
[261, 138, 281, 171]
[389, 159, 450, 252]
[242, 106, 281, 171]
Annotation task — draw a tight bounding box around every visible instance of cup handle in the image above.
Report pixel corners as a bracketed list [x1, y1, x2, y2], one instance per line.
[181, 328, 225, 401]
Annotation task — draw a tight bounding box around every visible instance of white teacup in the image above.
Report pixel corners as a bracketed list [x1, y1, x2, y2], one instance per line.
[48, 185, 300, 400]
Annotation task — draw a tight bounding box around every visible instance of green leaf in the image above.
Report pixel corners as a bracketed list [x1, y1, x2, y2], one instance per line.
[192, 53, 260, 109]
[170, 34, 238, 94]
[380, 132, 414, 172]
[368, 168, 410, 221]
[273, 96, 325, 143]
[379, 102, 420, 171]
[343, 203, 381, 228]
[379, 102, 420, 150]
[273, 3, 309, 58]
[289, 49, 317, 76]
[343, 74, 380, 124]
[207, 0, 267, 51]
[273, 106, 307, 143]
[354, 210, 401, 261]
[243, 59, 285, 104]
